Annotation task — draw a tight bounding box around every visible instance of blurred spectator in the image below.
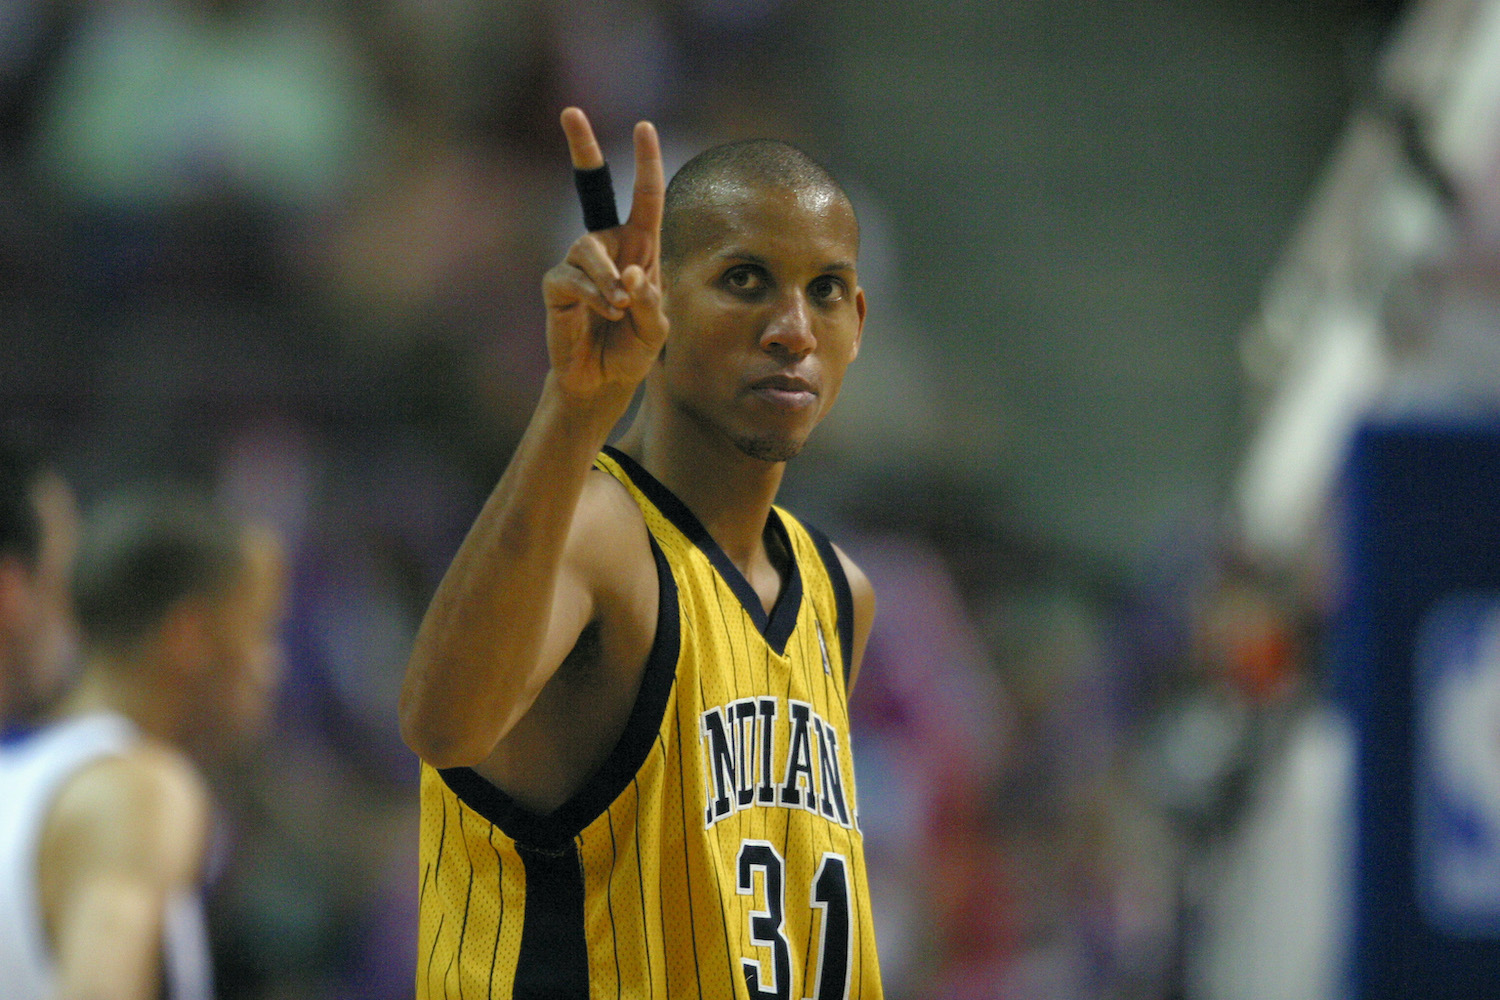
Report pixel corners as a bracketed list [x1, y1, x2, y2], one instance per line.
[0, 443, 78, 733]
[0, 487, 285, 1000]
[207, 425, 472, 999]
[0, 0, 77, 159]
[29, 0, 378, 214]
[25, 0, 383, 301]
[845, 531, 1013, 995]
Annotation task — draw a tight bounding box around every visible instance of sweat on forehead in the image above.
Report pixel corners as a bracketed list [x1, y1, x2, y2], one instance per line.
[660, 138, 856, 268]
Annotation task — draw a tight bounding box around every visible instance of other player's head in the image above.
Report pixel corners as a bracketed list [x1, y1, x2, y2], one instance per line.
[652, 140, 866, 463]
[71, 487, 285, 754]
[0, 445, 79, 725]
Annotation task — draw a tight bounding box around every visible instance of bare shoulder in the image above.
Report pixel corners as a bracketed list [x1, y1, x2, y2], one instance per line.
[830, 543, 875, 607]
[44, 743, 210, 884]
[830, 543, 876, 693]
[562, 465, 660, 671]
[574, 463, 648, 536]
[570, 465, 656, 597]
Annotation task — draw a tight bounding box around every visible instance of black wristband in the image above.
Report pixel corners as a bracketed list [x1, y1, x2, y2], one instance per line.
[573, 164, 621, 231]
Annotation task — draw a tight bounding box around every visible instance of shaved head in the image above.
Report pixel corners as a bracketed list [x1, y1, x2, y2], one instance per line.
[660, 139, 856, 272]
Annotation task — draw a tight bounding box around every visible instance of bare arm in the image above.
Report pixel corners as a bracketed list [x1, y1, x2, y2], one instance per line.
[834, 545, 876, 695]
[399, 110, 669, 769]
[41, 750, 209, 1000]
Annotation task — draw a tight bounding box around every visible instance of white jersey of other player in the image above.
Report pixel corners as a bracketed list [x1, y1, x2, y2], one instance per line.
[0, 713, 213, 1000]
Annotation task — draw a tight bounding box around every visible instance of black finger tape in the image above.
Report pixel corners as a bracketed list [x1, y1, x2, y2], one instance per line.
[574, 165, 621, 231]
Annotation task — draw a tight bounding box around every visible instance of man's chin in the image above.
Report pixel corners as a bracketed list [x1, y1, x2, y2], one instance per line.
[733, 434, 805, 464]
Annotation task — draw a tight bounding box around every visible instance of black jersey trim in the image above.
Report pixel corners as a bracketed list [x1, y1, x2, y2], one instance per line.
[803, 522, 855, 688]
[438, 534, 681, 851]
[602, 445, 803, 656]
[512, 841, 589, 998]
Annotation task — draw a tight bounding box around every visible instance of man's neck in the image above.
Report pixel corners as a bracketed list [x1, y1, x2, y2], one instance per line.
[613, 417, 786, 575]
[58, 662, 180, 747]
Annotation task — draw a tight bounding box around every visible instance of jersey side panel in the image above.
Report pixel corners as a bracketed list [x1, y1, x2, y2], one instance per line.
[576, 720, 673, 998]
[576, 825, 620, 998]
[417, 762, 527, 1000]
[630, 736, 671, 993]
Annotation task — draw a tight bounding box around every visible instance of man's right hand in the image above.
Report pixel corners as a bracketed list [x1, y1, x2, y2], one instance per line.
[543, 108, 669, 403]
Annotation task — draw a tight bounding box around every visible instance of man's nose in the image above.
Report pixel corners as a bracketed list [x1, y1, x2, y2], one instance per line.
[760, 292, 815, 356]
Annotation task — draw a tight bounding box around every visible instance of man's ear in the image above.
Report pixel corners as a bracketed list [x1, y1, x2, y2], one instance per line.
[850, 286, 867, 363]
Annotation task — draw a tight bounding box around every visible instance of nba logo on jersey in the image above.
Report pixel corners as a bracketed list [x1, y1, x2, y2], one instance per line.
[1415, 592, 1500, 936]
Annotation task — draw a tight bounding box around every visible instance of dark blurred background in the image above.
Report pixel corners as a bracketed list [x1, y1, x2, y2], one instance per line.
[9, 0, 1500, 996]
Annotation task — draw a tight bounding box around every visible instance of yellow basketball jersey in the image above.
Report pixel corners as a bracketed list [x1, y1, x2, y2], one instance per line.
[415, 447, 883, 999]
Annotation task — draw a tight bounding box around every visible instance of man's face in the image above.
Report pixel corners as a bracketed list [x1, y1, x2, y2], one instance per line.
[659, 180, 865, 463]
[194, 525, 286, 749]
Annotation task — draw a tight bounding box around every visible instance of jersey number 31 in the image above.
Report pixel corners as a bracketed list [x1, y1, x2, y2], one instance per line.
[736, 841, 851, 1000]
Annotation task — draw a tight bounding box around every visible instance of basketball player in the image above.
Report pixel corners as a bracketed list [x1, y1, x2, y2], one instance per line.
[399, 107, 884, 998]
[0, 446, 79, 735]
[0, 489, 285, 1000]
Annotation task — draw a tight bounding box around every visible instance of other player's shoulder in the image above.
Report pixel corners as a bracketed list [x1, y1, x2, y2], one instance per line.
[44, 741, 210, 881]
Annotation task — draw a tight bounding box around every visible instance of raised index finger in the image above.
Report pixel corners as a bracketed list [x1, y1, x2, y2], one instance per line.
[628, 121, 665, 235]
[560, 107, 605, 170]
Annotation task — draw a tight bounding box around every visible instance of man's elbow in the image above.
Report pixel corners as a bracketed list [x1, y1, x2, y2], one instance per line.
[398, 691, 493, 770]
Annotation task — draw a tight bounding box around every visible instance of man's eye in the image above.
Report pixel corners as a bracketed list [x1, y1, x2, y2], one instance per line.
[810, 276, 845, 302]
[725, 268, 763, 291]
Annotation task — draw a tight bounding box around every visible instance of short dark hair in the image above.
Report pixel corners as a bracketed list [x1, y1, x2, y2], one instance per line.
[660, 138, 855, 271]
[71, 488, 244, 652]
[0, 445, 44, 569]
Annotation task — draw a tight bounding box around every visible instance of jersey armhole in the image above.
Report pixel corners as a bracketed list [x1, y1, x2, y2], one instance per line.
[803, 522, 856, 689]
[439, 533, 681, 850]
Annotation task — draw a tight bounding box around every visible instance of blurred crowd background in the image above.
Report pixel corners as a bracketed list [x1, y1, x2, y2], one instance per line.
[3, 0, 1500, 996]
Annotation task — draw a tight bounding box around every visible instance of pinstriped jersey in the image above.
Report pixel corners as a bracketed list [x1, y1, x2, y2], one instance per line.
[415, 446, 883, 999]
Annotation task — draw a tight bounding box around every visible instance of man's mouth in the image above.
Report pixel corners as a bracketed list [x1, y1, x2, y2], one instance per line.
[748, 374, 818, 409]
